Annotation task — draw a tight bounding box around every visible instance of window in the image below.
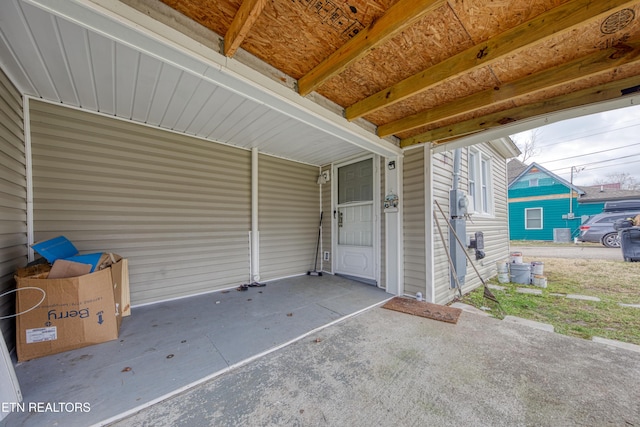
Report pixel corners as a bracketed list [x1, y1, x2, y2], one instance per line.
[596, 214, 627, 224]
[525, 208, 543, 229]
[467, 148, 493, 215]
[529, 178, 539, 187]
[468, 151, 476, 202]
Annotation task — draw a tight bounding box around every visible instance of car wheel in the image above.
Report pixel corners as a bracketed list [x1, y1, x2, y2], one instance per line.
[602, 233, 621, 248]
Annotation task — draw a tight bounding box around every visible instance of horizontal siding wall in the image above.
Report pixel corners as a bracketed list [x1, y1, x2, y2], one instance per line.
[432, 144, 512, 305]
[431, 150, 453, 305]
[403, 147, 425, 297]
[30, 101, 251, 305]
[379, 157, 386, 289]
[464, 144, 511, 294]
[0, 69, 26, 350]
[258, 155, 319, 280]
[509, 197, 594, 240]
[321, 165, 332, 273]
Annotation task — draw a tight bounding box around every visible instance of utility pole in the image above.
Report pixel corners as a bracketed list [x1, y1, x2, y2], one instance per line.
[569, 166, 584, 216]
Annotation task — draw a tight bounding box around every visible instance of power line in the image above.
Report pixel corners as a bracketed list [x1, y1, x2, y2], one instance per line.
[529, 121, 640, 149]
[550, 158, 640, 174]
[541, 141, 640, 163]
[549, 152, 640, 171]
[583, 159, 640, 172]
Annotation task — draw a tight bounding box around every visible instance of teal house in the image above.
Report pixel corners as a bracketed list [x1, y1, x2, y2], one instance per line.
[507, 161, 603, 241]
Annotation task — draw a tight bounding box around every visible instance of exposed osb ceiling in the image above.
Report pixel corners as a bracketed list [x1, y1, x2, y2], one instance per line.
[155, 0, 640, 147]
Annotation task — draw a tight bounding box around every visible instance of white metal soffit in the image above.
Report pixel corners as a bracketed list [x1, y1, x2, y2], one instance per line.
[0, 0, 402, 166]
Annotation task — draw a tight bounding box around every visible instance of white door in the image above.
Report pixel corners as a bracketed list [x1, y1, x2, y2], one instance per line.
[335, 158, 376, 280]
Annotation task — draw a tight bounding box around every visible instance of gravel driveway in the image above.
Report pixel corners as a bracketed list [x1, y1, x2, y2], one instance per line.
[510, 244, 623, 260]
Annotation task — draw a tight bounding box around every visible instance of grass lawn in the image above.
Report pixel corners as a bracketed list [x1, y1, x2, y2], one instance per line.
[460, 256, 640, 346]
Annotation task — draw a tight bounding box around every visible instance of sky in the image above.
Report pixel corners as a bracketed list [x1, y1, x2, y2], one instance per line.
[509, 103, 640, 188]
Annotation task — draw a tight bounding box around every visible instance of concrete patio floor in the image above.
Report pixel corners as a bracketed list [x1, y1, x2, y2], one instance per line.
[3, 274, 390, 427]
[109, 306, 640, 427]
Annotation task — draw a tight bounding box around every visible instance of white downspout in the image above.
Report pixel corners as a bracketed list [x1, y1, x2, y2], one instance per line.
[251, 147, 260, 283]
[24, 97, 34, 262]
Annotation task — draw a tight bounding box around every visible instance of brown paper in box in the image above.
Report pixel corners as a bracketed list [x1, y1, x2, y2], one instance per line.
[47, 259, 92, 279]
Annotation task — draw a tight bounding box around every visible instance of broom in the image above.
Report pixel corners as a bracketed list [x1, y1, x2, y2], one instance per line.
[307, 212, 323, 276]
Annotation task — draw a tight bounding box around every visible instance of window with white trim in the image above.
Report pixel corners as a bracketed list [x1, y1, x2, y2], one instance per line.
[467, 148, 493, 215]
[525, 208, 543, 229]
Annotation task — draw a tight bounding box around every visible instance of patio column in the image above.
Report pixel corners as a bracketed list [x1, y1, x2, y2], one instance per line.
[251, 147, 260, 282]
[385, 155, 403, 295]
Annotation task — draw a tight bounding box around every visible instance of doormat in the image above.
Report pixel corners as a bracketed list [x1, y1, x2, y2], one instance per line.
[382, 297, 462, 324]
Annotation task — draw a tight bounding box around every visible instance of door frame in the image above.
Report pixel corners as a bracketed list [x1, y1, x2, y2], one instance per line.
[0, 329, 22, 420]
[331, 154, 380, 284]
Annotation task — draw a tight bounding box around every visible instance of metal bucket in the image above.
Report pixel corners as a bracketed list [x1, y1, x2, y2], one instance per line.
[532, 275, 547, 288]
[497, 272, 510, 283]
[531, 261, 544, 275]
[496, 261, 509, 274]
[510, 252, 523, 264]
[509, 262, 531, 284]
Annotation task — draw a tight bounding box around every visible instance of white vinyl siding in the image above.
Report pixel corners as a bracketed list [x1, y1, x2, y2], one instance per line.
[525, 208, 543, 229]
[258, 155, 319, 280]
[433, 144, 511, 305]
[431, 150, 454, 304]
[379, 157, 386, 289]
[403, 148, 426, 297]
[30, 101, 252, 305]
[321, 165, 331, 273]
[463, 144, 510, 294]
[0, 69, 26, 349]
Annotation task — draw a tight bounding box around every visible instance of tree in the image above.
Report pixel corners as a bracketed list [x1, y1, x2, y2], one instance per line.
[516, 129, 540, 163]
[594, 172, 639, 190]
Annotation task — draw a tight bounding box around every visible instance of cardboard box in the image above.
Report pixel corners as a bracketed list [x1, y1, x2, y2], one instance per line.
[111, 258, 131, 317]
[15, 261, 126, 362]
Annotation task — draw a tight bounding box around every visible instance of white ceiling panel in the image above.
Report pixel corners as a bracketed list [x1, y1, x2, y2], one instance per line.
[217, 104, 273, 145]
[159, 71, 203, 131]
[0, 31, 36, 96]
[114, 43, 140, 119]
[199, 96, 253, 140]
[87, 31, 115, 115]
[56, 20, 98, 110]
[171, 80, 217, 133]
[0, 0, 402, 166]
[232, 109, 292, 146]
[131, 54, 163, 123]
[145, 65, 183, 127]
[1, 0, 58, 101]
[22, 3, 79, 105]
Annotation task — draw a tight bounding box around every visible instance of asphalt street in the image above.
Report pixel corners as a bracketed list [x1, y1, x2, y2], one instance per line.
[510, 244, 622, 260]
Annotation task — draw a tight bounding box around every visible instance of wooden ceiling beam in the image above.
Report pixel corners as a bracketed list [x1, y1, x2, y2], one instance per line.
[297, 0, 445, 97]
[224, 0, 267, 57]
[378, 42, 640, 137]
[346, 0, 640, 121]
[400, 76, 640, 148]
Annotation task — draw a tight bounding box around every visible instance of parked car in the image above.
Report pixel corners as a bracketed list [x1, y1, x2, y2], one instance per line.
[578, 209, 640, 248]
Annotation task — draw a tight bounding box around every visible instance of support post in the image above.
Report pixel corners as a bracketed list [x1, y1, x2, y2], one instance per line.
[251, 147, 260, 282]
